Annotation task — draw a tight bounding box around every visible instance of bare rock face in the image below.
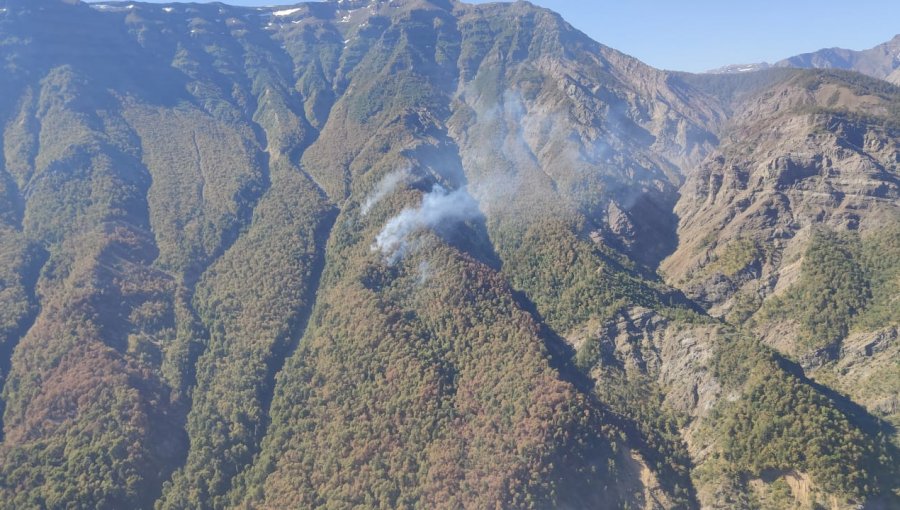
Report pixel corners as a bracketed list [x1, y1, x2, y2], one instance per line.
[607, 200, 637, 247]
[581, 306, 722, 444]
[819, 326, 900, 435]
[656, 326, 723, 421]
[663, 72, 900, 317]
[887, 68, 900, 86]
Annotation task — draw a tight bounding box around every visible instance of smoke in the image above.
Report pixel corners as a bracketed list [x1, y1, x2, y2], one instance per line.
[416, 260, 433, 285]
[361, 167, 412, 216]
[373, 184, 481, 264]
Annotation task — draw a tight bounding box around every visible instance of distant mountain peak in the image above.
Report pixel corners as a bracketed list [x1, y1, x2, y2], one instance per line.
[711, 34, 900, 84]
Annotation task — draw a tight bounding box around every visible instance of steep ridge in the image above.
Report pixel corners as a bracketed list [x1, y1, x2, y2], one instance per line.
[232, 2, 721, 507]
[664, 70, 900, 317]
[0, 1, 895, 509]
[662, 69, 900, 507]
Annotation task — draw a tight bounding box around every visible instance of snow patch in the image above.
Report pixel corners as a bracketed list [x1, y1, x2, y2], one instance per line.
[272, 7, 302, 17]
[163, 7, 174, 13]
[90, 4, 131, 12]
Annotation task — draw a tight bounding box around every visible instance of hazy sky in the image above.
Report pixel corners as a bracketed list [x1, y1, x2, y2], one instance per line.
[93, 0, 900, 72]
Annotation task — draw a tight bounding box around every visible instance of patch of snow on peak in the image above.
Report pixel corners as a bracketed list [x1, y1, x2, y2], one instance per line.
[90, 4, 131, 12]
[163, 7, 174, 13]
[272, 7, 302, 17]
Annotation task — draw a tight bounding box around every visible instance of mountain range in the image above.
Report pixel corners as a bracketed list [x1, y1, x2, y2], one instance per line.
[0, 0, 897, 509]
[709, 34, 900, 85]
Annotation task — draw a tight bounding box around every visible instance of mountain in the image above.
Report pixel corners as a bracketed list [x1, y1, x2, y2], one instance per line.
[710, 34, 900, 85]
[778, 35, 900, 85]
[0, 1, 896, 509]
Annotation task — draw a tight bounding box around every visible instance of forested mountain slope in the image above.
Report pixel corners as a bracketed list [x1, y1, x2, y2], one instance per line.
[0, 1, 896, 509]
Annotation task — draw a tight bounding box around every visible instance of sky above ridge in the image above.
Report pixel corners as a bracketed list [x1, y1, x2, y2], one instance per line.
[527, 0, 900, 72]
[89, 0, 900, 72]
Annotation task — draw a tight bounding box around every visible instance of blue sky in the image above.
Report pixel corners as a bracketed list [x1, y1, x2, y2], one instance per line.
[100, 0, 900, 72]
[527, 0, 900, 72]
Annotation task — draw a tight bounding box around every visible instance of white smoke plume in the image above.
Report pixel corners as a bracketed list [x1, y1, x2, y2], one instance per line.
[361, 167, 412, 216]
[374, 184, 480, 264]
[416, 260, 433, 285]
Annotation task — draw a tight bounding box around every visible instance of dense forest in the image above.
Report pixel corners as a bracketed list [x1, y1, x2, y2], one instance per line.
[0, 0, 897, 509]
